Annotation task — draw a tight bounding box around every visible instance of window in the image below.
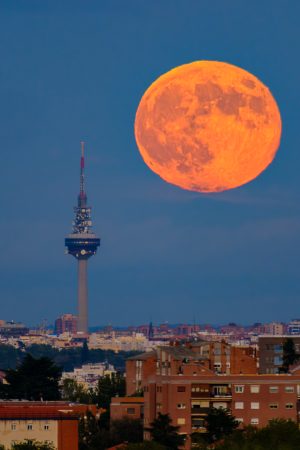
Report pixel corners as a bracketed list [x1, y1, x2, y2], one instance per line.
[27, 424, 33, 430]
[44, 424, 49, 430]
[213, 386, 229, 396]
[285, 386, 294, 393]
[269, 403, 278, 409]
[250, 385, 260, 393]
[177, 403, 186, 409]
[274, 344, 283, 353]
[274, 356, 283, 365]
[235, 385, 244, 393]
[127, 408, 135, 414]
[11, 423, 16, 430]
[235, 402, 244, 409]
[177, 386, 186, 392]
[285, 403, 294, 409]
[251, 418, 259, 425]
[269, 386, 279, 393]
[251, 402, 260, 409]
[236, 418, 244, 424]
[156, 403, 161, 410]
[213, 402, 228, 409]
[177, 418, 186, 425]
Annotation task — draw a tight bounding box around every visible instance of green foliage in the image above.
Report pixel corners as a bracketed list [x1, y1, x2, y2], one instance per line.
[79, 413, 142, 450]
[97, 372, 126, 408]
[205, 407, 238, 443]
[12, 440, 55, 449]
[215, 419, 300, 450]
[61, 378, 94, 403]
[79, 410, 104, 450]
[125, 442, 166, 450]
[0, 343, 139, 372]
[5, 354, 61, 400]
[281, 338, 299, 373]
[110, 417, 143, 444]
[147, 413, 186, 450]
[0, 344, 21, 369]
[81, 341, 90, 364]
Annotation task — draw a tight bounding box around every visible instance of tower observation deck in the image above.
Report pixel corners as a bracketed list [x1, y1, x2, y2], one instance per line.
[65, 142, 100, 333]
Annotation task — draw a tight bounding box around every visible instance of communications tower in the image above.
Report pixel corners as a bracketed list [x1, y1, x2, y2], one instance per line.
[65, 142, 100, 333]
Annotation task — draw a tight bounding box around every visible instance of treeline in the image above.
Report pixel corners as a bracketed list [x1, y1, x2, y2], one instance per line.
[0, 343, 139, 372]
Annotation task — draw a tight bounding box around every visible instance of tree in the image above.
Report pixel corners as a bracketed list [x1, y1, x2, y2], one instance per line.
[215, 419, 300, 450]
[205, 407, 238, 443]
[81, 341, 90, 364]
[281, 338, 299, 373]
[79, 410, 112, 450]
[5, 354, 61, 400]
[62, 378, 94, 404]
[110, 417, 143, 444]
[147, 413, 185, 450]
[0, 344, 21, 369]
[125, 443, 166, 450]
[96, 372, 126, 428]
[12, 440, 55, 450]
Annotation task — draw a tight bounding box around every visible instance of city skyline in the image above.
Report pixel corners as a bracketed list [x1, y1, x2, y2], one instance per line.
[1, 1, 300, 326]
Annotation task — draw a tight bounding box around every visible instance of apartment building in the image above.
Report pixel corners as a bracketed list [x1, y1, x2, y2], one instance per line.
[110, 397, 144, 421]
[113, 341, 300, 449]
[126, 341, 257, 395]
[0, 402, 98, 449]
[143, 373, 300, 449]
[258, 336, 300, 373]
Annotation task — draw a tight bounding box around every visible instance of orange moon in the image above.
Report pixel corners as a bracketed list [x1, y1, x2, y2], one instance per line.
[134, 61, 282, 192]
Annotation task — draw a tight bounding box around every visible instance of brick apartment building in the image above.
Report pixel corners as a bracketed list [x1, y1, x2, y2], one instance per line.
[143, 373, 300, 448]
[110, 397, 144, 421]
[0, 402, 97, 450]
[111, 341, 300, 449]
[258, 336, 300, 374]
[54, 314, 78, 335]
[125, 341, 257, 396]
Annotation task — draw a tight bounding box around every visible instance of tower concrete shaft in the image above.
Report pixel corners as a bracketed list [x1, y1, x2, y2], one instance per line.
[78, 258, 88, 333]
[65, 142, 100, 334]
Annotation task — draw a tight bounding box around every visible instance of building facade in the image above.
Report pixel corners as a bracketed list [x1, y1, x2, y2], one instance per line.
[110, 397, 144, 421]
[143, 373, 300, 448]
[0, 402, 94, 450]
[54, 314, 78, 335]
[114, 341, 300, 449]
[258, 336, 300, 374]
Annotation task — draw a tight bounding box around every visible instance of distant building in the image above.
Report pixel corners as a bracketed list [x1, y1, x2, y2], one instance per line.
[258, 336, 300, 374]
[61, 362, 115, 389]
[0, 401, 97, 450]
[55, 314, 78, 335]
[288, 319, 300, 335]
[262, 322, 284, 335]
[0, 320, 28, 337]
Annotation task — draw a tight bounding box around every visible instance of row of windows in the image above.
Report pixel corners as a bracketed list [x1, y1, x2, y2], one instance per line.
[235, 402, 294, 410]
[182, 385, 295, 394]
[237, 418, 259, 425]
[235, 385, 294, 394]
[10, 424, 50, 431]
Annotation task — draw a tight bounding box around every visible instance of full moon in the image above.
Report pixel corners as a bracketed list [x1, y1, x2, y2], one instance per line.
[134, 61, 282, 192]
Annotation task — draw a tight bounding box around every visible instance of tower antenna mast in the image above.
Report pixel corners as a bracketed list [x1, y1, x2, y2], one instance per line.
[65, 142, 100, 333]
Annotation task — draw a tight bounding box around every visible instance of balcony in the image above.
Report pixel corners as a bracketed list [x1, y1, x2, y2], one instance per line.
[191, 407, 210, 414]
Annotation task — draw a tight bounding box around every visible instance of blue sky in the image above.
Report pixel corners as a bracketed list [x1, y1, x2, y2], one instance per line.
[1, 0, 300, 327]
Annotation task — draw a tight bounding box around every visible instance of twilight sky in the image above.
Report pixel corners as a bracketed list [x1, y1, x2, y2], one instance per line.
[1, 0, 300, 327]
